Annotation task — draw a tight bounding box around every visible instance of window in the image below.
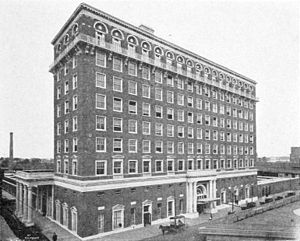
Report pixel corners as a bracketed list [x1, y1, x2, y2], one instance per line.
[96, 116, 106, 131]
[220, 145, 225, 154]
[142, 121, 151, 135]
[96, 51, 106, 67]
[178, 142, 184, 154]
[167, 141, 174, 154]
[128, 61, 137, 76]
[64, 63, 69, 75]
[155, 105, 163, 118]
[128, 81, 137, 95]
[64, 139, 69, 153]
[167, 75, 174, 86]
[205, 130, 210, 140]
[64, 159, 69, 174]
[177, 94, 184, 106]
[227, 145, 232, 155]
[113, 118, 123, 132]
[72, 74, 78, 89]
[226, 119, 231, 129]
[188, 127, 194, 138]
[188, 160, 193, 170]
[177, 78, 184, 89]
[187, 112, 193, 123]
[96, 137, 106, 152]
[167, 91, 174, 103]
[112, 205, 124, 230]
[128, 139, 137, 153]
[142, 66, 150, 80]
[113, 77, 123, 92]
[196, 113, 202, 124]
[187, 81, 193, 92]
[213, 130, 218, 140]
[113, 97, 122, 112]
[155, 160, 163, 172]
[73, 95, 78, 110]
[57, 159, 61, 172]
[57, 123, 61, 136]
[227, 133, 232, 142]
[220, 118, 225, 128]
[205, 115, 210, 126]
[155, 123, 163, 136]
[64, 120, 69, 133]
[72, 159, 78, 175]
[56, 140, 61, 154]
[187, 96, 193, 107]
[142, 140, 151, 153]
[142, 85, 150, 98]
[113, 159, 123, 174]
[197, 143, 202, 154]
[177, 110, 184, 122]
[155, 88, 163, 101]
[196, 98, 202, 110]
[177, 126, 184, 138]
[213, 144, 218, 154]
[57, 105, 61, 117]
[196, 128, 202, 139]
[95, 160, 107, 175]
[71, 207, 78, 233]
[96, 94, 106, 109]
[98, 214, 104, 233]
[113, 139, 123, 152]
[139, 102, 150, 117]
[143, 160, 150, 173]
[128, 160, 137, 174]
[155, 71, 162, 83]
[155, 141, 163, 153]
[72, 56, 77, 69]
[62, 203, 69, 226]
[128, 101, 137, 115]
[167, 124, 174, 137]
[64, 100, 70, 114]
[128, 119, 137, 133]
[167, 159, 174, 172]
[205, 143, 210, 154]
[212, 117, 218, 127]
[188, 143, 194, 154]
[96, 73, 106, 88]
[212, 103, 218, 113]
[204, 101, 210, 111]
[73, 137, 78, 152]
[226, 106, 231, 116]
[178, 159, 184, 171]
[113, 56, 122, 72]
[195, 84, 202, 95]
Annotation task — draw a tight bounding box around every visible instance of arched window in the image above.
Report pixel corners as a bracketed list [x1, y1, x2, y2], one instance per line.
[56, 43, 62, 53]
[176, 55, 184, 64]
[62, 202, 69, 227]
[94, 21, 108, 33]
[64, 34, 69, 45]
[141, 41, 151, 55]
[167, 196, 175, 217]
[186, 59, 194, 68]
[196, 184, 207, 200]
[154, 46, 163, 58]
[55, 200, 61, 223]
[70, 206, 78, 233]
[195, 63, 202, 73]
[166, 51, 174, 64]
[72, 23, 78, 35]
[111, 29, 124, 40]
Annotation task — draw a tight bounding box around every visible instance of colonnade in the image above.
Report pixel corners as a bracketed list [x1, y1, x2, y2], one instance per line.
[186, 179, 217, 214]
[15, 182, 33, 226]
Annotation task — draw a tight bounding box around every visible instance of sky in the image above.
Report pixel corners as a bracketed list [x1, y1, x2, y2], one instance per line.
[0, 0, 299, 158]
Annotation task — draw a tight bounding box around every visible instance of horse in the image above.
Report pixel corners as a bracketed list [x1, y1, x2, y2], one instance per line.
[159, 225, 171, 235]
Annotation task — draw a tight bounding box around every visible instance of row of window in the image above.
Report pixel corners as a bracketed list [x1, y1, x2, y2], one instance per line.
[56, 137, 254, 155]
[56, 158, 255, 176]
[55, 201, 77, 233]
[95, 94, 254, 121]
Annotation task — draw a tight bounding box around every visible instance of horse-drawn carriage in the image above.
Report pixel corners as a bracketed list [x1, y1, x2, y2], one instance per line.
[159, 215, 186, 235]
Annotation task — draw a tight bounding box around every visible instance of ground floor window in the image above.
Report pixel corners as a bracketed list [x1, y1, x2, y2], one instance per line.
[98, 213, 104, 233]
[221, 190, 226, 204]
[179, 199, 184, 214]
[71, 207, 77, 233]
[157, 203, 162, 218]
[55, 200, 61, 222]
[167, 197, 174, 217]
[112, 204, 124, 230]
[130, 207, 136, 225]
[62, 203, 68, 227]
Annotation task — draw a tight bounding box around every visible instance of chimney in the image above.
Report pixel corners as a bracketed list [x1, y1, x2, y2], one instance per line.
[9, 132, 13, 162]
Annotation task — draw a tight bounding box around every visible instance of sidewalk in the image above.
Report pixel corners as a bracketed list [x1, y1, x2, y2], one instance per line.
[32, 211, 81, 241]
[0, 215, 18, 241]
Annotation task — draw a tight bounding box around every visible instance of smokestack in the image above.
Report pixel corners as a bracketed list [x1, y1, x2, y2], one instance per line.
[9, 132, 13, 162]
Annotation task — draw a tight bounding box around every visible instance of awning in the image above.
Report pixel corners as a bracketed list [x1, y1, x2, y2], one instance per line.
[197, 197, 220, 204]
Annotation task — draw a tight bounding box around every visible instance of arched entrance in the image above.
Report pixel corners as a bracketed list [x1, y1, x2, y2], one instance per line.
[142, 200, 152, 226]
[196, 184, 207, 214]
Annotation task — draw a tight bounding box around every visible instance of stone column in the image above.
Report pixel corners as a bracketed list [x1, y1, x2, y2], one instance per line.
[36, 187, 39, 211]
[15, 182, 19, 216]
[193, 182, 197, 213]
[51, 185, 54, 218]
[22, 185, 28, 222]
[186, 182, 190, 213]
[189, 182, 193, 213]
[18, 183, 23, 217]
[27, 186, 33, 225]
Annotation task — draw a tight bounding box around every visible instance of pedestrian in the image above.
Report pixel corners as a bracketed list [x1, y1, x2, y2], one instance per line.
[52, 232, 57, 241]
[209, 212, 213, 220]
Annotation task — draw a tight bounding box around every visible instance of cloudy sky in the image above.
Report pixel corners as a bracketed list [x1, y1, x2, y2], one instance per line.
[0, 0, 299, 158]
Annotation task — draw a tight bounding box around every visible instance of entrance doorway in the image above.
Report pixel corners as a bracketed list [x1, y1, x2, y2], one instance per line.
[143, 205, 151, 226]
[197, 204, 206, 214]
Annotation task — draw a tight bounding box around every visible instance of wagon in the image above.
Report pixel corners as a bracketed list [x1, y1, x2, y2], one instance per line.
[159, 215, 186, 235]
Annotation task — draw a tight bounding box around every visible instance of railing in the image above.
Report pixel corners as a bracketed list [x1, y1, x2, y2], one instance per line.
[16, 170, 54, 180]
[50, 33, 258, 101]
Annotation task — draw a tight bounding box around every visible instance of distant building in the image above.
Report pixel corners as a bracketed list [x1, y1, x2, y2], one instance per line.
[12, 3, 258, 239]
[290, 147, 300, 165]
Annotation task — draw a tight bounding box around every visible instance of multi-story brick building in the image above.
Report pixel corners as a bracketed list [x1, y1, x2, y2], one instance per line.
[14, 3, 258, 239]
